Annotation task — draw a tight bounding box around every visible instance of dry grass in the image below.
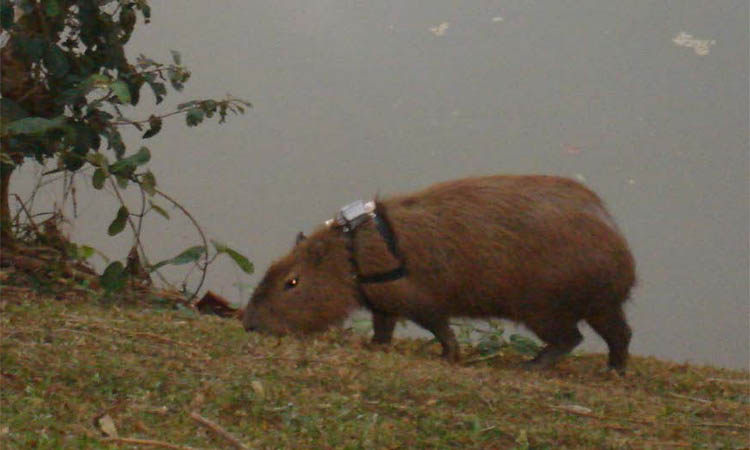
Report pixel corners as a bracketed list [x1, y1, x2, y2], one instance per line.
[1, 287, 748, 449]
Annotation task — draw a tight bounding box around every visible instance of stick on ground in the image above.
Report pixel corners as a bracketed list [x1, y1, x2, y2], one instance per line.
[190, 412, 249, 450]
[103, 436, 196, 449]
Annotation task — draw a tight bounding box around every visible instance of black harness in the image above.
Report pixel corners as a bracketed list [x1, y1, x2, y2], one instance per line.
[334, 201, 407, 309]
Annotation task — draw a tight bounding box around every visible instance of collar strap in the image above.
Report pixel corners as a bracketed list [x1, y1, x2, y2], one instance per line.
[357, 214, 407, 284]
[330, 200, 407, 286]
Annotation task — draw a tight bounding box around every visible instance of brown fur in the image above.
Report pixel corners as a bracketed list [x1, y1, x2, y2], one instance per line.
[243, 175, 636, 371]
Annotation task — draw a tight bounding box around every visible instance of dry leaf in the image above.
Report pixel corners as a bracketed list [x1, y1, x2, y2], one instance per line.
[191, 392, 206, 410]
[558, 404, 593, 414]
[251, 380, 265, 399]
[96, 414, 118, 438]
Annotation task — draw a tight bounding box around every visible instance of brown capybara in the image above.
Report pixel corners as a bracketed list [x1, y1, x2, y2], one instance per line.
[243, 175, 636, 372]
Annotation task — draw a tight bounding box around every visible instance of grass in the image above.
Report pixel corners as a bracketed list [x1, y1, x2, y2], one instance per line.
[1, 288, 748, 449]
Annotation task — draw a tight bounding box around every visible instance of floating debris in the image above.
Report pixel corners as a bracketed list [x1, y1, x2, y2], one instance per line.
[673, 32, 716, 56]
[429, 22, 450, 36]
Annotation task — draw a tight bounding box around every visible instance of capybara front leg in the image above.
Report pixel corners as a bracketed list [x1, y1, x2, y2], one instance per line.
[372, 310, 398, 345]
[413, 316, 459, 363]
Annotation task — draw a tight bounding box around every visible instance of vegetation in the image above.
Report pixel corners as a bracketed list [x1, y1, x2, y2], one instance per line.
[0, 2, 747, 449]
[1, 288, 748, 449]
[0, 0, 252, 296]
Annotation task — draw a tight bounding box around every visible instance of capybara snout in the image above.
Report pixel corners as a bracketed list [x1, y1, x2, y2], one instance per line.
[243, 175, 636, 372]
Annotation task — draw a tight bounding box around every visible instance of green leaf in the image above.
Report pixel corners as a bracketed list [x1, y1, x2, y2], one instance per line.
[107, 206, 129, 236]
[142, 115, 162, 139]
[131, 146, 151, 165]
[89, 74, 110, 87]
[104, 129, 126, 158]
[148, 200, 169, 220]
[125, 75, 144, 105]
[212, 241, 254, 274]
[150, 246, 205, 271]
[509, 334, 541, 356]
[110, 80, 131, 104]
[185, 108, 204, 127]
[170, 246, 205, 265]
[15, 36, 45, 62]
[0, 0, 14, 29]
[44, 45, 69, 77]
[86, 152, 108, 167]
[116, 175, 129, 189]
[100, 261, 127, 293]
[147, 81, 167, 104]
[0, 98, 28, 122]
[201, 100, 218, 112]
[177, 101, 199, 110]
[92, 168, 107, 190]
[5, 116, 67, 136]
[136, 1, 151, 22]
[140, 171, 156, 196]
[148, 201, 170, 220]
[67, 243, 96, 261]
[109, 147, 150, 176]
[78, 245, 95, 260]
[170, 50, 181, 65]
[43, 0, 60, 17]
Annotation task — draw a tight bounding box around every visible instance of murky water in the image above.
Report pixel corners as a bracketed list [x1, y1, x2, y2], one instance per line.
[13, 1, 749, 369]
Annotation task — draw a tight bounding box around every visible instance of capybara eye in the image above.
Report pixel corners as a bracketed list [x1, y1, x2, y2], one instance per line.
[284, 277, 299, 290]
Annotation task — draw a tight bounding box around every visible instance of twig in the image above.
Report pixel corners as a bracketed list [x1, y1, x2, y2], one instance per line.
[464, 352, 503, 365]
[689, 422, 750, 430]
[112, 109, 185, 127]
[11, 194, 42, 236]
[549, 406, 632, 431]
[102, 436, 196, 449]
[55, 328, 101, 339]
[667, 392, 711, 404]
[129, 330, 195, 347]
[634, 440, 690, 448]
[549, 405, 749, 431]
[189, 412, 249, 450]
[101, 325, 197, 349]
[154, 187, 209, 302]
[60, 319, 204, 354]
[108, 175, 150, 272]
[706, 377, 749, 385]
[249, 355, 330, 365]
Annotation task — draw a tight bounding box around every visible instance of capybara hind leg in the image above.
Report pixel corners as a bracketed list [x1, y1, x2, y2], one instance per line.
[586, 307, 631, 373]
[412, 316, 459, 363]
[524, 322, 583, 369]
[372, 311, 398, 345]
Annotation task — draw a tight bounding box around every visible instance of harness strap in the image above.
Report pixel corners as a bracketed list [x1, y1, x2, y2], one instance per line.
[343, 203, 407, 309]
[357, 213, 407, 284]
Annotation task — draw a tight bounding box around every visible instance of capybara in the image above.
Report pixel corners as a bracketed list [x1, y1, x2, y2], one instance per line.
[243, 175, 636, 372]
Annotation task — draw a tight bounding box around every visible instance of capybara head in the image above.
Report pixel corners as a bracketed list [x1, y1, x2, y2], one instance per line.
[242, 227, 359, 335]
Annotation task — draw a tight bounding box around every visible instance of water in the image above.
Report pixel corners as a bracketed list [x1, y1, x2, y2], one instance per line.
[12, 1, 749, 369]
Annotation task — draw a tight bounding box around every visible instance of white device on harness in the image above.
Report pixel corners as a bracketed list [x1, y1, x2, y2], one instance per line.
[325, 200, 375, 231]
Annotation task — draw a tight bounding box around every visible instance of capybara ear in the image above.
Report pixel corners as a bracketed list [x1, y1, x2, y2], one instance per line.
[295, 231, 306, 246]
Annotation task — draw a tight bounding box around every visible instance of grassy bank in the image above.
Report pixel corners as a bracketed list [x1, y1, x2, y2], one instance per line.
[1, 289, 748, 449]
